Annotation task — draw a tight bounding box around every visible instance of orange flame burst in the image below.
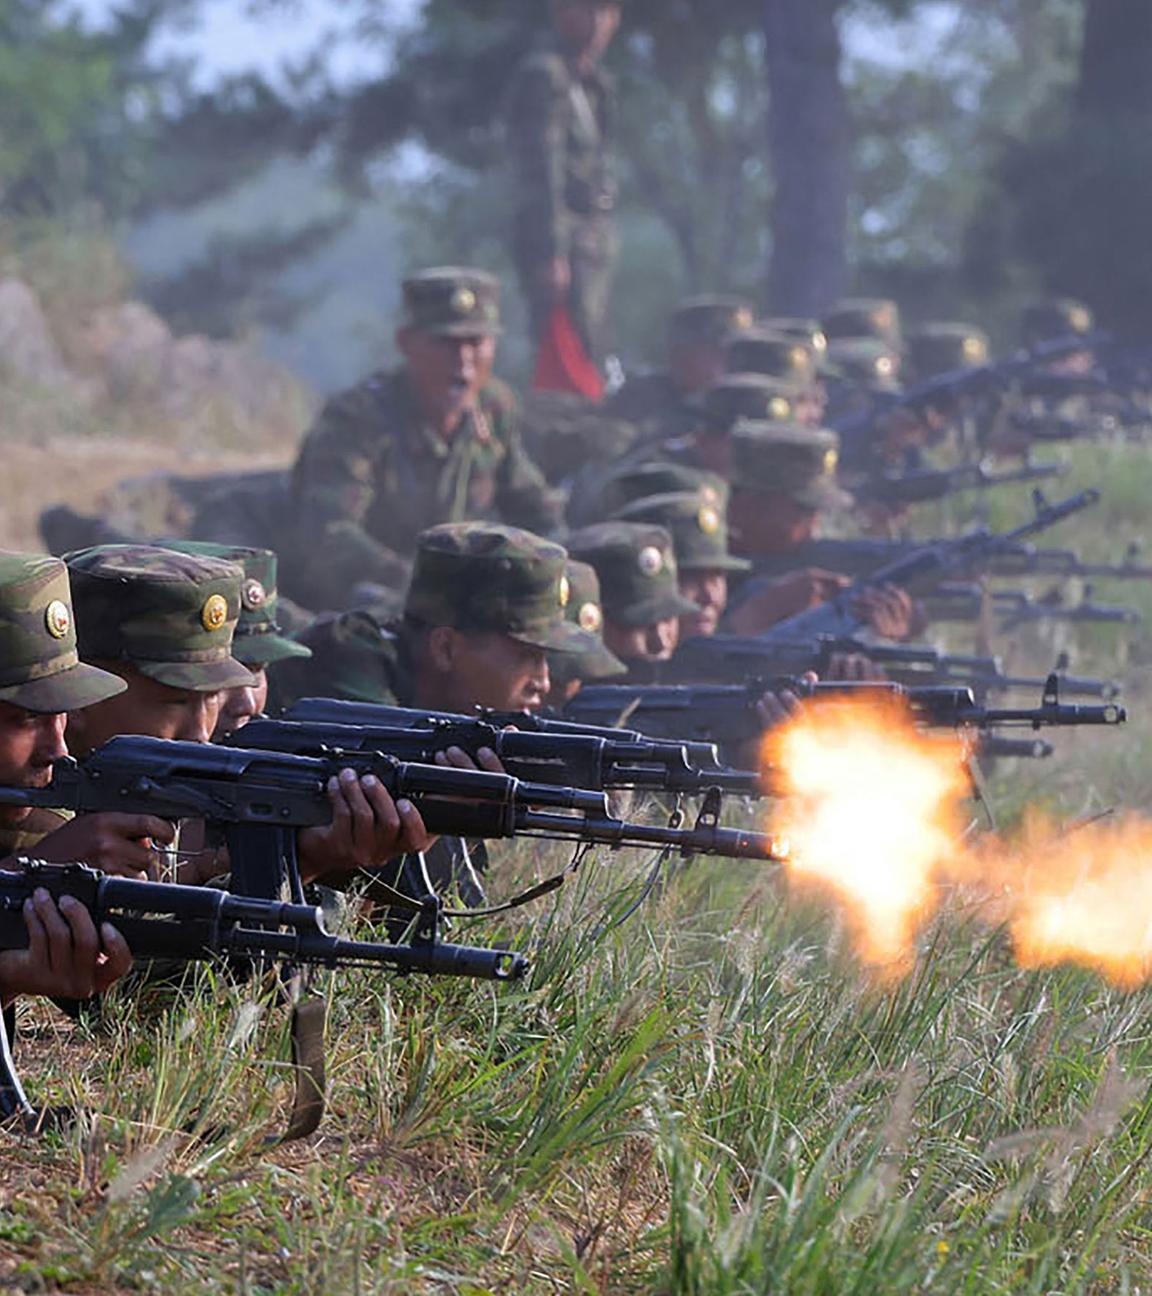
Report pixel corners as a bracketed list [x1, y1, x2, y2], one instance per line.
[765, 697, 971, 974]
[978, 812, 1152, 991]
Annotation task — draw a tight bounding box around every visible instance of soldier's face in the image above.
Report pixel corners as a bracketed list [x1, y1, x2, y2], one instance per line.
[553, 2, 620, 60]
[66, 664, 224, 755]
[603, 615, 680, 664]
[213, 667, 268, 738]
[678, 570, 727, 638]
[428, 629, 551, 714]
[673, 341, 726, 395]
[729, 492, 818, 554]
[796, 387, 827, 427]
[399, 328, 497, 424]
[0, 703, 68, 825]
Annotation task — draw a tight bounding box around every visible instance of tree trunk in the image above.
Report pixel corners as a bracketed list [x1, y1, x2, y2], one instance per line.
[762, 0, 850, 317]
[1077, 0, 1152, 120]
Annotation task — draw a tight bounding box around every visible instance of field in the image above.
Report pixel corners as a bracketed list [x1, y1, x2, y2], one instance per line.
[6, 309, 1152, 1291]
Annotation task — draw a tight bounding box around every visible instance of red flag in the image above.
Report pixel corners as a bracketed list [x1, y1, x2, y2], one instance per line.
[532, 305, 604, 402]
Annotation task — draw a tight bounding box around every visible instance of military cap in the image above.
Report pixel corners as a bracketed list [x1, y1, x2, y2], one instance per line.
[827, 338, 902, 393]
[701, 374, 799, 431]
[568, 523, 699, 628]
[761, 317, 830, 357]
[1020, 298, 1094, 347]
[668, 296, 756, 346]
[549, 560, 626, 684]
[723, 328, 818, 387]
[615, 491, 750, 574]
[822, 298, 903, 349]
[577, 460, 729, 528]
[160, 541, 312, 667]
[0, 552, 127, 713]
[403, 523, 600, 654]
[65, 545, 254, 691]
[402, 266, 502, 337]
[906, 323, 990, 378]
[729, 422, 851, 512]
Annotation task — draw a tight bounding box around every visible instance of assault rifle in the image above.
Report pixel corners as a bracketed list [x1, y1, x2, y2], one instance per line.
[759, 489, 1099, 643]
[563, 677, 1124, 758]
[0, 737, 790, 886]
[0, 860, 527, 1127]
[853, 460, 1065, 507]
[666, 634, 1122, 701]
[233, 715, 765, 798]
[923, 583, 1141, 629]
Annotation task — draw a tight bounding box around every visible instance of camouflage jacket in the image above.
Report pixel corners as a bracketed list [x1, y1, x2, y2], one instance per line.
[505, 39, 616, 263]
[289, 369, 561, 609]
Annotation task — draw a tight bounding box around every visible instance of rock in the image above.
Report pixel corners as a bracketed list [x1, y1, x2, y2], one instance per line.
[0, 278, 72, 387]
[79, 301, 173, 399]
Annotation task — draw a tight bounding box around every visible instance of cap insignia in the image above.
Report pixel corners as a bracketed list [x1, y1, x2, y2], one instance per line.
[44, 599, 71, 640]
[962, 337, 986, 362]
[824, 449, 840, 474]
[1068, 306, 1091, 334]
[768, 397, 792, 421]
[201, 593, 229, 632]
[732, 307, 754, 332]
[451, 286, 477, 316]
[697, 505, 721, 536]
[558, 575, 571, 610]
[812, 330, 828, 354]
[875, 355, 896, 378]
[578, 602, 604, 634]
[241, 578, 267, 611]
[638, 546, 665, 578]
[790, 347, 808, 369]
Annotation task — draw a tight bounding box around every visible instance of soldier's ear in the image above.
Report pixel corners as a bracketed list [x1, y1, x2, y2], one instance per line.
[427, 625, 459, 675]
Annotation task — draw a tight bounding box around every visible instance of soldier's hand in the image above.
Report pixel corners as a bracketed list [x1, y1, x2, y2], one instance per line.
[851, 583, 915, 641]
[540, 255, 572, 301]
[434, 746, 507, 775]
[299, 769, 436, 882]
[0, 889, 131, 1005]
[726, 568, 851, 634]
[756, 671, 816, 731]
[823, 652, 889, 682]
[33, 813, 178, 881]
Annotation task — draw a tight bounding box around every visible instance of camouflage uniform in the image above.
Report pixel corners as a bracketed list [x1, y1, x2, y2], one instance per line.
[505, 34, 618, 357]
[0, 553, 128, 859]
[288, 269, 561, 611]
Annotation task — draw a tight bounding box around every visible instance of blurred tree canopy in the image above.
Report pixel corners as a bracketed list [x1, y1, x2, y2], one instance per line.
[7, 0, 1151, 356]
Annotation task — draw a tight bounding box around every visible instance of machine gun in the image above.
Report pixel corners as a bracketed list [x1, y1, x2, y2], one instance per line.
[232, 715, 765, 798]
[922, 583, 1141, 629]
[852, 459, 1065, 507]
[0, 737, 790, 891]
[759, 489, 1099, 643]
[0, 859, 526, 1129]
[563, 677, 1124, 759]
[665, 633, 1122, 701]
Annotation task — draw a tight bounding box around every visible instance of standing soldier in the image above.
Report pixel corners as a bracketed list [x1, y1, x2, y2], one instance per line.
[506, 0, 622, 360]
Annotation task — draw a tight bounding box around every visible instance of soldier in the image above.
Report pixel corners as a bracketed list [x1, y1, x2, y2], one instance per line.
[544, 559, 626, 707]
[288, 267, 561, 611]
[606, 296, 756, 439]
[822, 298, 904, 351]
[905, 323, 990, 384]
[722, 329, 827, 427]
[1020, 298, 1097, 375]
[566, 522, 698, 669]
[613, 491, 749, 639]
[567, 457, 728, 530]
[61, 545, 430, 886]
[723, 422, 918, 641]
[505, 0, 622, 359]
[160, 541, 312, 736]
[0, 553, 133, 1007]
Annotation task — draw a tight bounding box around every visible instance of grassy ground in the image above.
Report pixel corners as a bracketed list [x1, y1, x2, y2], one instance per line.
[5, 227, 1152, 1289]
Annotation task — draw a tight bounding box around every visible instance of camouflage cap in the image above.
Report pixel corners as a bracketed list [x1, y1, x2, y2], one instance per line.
[581, 460, 729, 528]
[823, 298, 903, 348]
[827, 338, 902, 393]
[723, 328, 818, 387]
[668, 296, 756, 346]
[761, 317, 830, 357]
[402, 266, 502, 338]
[0, 552, 127, 713]
[615, 491, 750, 574]
[548, 560, 626, 685]
[906, 323, 990, 378]
[65, 545, 254, 692]
[1020, 298, 1095, 347]
[568, 522, 699, 628]
[403, 523, 601, 655]
[729, 421, 851, 512]
[701, 373, 800, 431]
[161, 541, 312, 667]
